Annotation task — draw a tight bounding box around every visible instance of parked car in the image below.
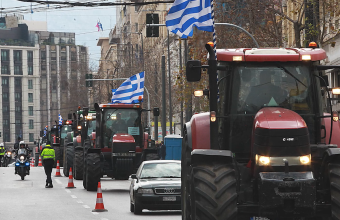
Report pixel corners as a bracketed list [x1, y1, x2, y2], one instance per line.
[129, 160, 181, 214]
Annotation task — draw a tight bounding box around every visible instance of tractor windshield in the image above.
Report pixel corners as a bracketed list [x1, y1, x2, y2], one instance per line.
[102, 108, 141, 147]
[218, 62, 317, 159]
[60, 125, 72, 139]
[87, 120, 96, 136]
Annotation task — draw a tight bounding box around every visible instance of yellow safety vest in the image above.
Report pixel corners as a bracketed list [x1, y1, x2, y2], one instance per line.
[0, 146, 4, 155]
[41, 145, 55, 160]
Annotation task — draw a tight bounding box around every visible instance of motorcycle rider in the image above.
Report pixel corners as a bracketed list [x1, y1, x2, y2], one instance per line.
[15, 141, 30, 175]
[41, 141, 55, 188]
[0, 143, 5, 166]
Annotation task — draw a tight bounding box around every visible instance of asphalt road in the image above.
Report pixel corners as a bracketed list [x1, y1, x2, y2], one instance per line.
[0, 166, 181, 220]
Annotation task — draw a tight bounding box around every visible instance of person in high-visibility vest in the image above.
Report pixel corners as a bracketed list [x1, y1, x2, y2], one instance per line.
[41, 141, 55, 188]
[0, 143, 5, 167]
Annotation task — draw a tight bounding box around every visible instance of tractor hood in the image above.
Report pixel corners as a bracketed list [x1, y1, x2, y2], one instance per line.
[112, 133, 136, 153]
[252, 107, 310, 157]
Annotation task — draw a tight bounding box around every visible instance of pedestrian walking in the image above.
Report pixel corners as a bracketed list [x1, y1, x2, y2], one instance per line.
[159, 141, 166, 160]
[40, 141, 55, 188]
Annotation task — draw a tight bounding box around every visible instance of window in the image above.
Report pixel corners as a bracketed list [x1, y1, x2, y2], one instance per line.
[2, 78, 8, 85]
[29, 133, 34, 142]
[2, 105, 8, 113]
[28, 93, 33, 102]
[28, 65, 33, 75]
[13, 50, 22, 62]
[41, 65, 46, 71]
[15, 92, 21, 101]
[14, 65, 22, 75]
[41, 51, 46, 60]
[1, 65, 9, 74]
[29, 120, 34, 129]
[15, 119, 21, 124]
[51, 63, 57, 71]
[2, 92, 8, 101]
[27, 51, 33, 62]
[29, 106, 33, 116]
[28, 80, 33, 89]
[3, 119, 8, 125]
[15, 106, 21, 112]
[15, 78, 21, 87]
[51, 52, 56, 61]
[1, 50, 9, 61]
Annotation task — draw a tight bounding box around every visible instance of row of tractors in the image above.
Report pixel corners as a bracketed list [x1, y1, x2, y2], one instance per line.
[37, 103, 159, 192]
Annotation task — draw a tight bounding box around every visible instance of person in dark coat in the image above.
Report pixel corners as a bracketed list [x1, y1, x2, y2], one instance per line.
[159, 141, 166, 160]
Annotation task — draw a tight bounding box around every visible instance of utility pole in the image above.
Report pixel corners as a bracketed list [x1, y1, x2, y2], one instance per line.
[179, 38, 184, 136]
[161, 55, 166, 141]
[184, 39, 192, 122]
[167, 30, 172, 135]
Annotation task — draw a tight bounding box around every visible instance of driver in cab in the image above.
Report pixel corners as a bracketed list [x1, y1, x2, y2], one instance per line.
[245, 71, 288, 113]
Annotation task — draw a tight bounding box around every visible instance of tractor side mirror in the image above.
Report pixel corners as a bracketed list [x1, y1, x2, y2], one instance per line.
[83, 107, 89, 117]
[186, 60, 202, 82]
[153, 107, 159, 117]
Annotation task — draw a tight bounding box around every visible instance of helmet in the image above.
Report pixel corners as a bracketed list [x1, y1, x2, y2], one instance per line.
[0, 143, 3, 147]
[19, 141, 25, 148]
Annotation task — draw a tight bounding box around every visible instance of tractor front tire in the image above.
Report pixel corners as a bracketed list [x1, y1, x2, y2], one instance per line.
[63, 146, 74, 177]
[191, 162, 238, 220]
[329, 163, 340, 219]
[85, 153, 101, 191]
[73, 150, 84, 180]
[54, 146, 62, 168]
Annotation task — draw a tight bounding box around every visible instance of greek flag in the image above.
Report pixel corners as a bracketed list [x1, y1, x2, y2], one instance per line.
[166, 0, 214, 38]
[58, 114, 63, 125]
[111, 72, 144, 104]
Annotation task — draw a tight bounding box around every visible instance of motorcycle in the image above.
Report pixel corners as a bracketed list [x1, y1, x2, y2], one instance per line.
[15, 149, 30, 180]
[2, 151, 12, 167]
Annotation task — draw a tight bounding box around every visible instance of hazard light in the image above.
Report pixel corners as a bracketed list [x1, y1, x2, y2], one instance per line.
[256, 155, 270, 166]
[77, 125, 82, 130]
[210, 111, 216, 122]
[233, 56, 243, 61]
[301, 55, 311, 61]
[309, 42, 317, 48]
[300, 155, 311, 165]
[333, 111, 339, 122]
[332, 87, 340, 95]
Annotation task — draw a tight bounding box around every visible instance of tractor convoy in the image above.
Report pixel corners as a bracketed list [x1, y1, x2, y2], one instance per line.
[182, 43, 340, 219]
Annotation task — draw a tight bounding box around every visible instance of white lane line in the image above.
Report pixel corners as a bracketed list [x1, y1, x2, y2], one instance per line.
[77, 200, 83, 204]
[71, 195, 77, 199]
[101, 218, 109, 220]
[92, 212, 99, 215]
[65, 189, 71, 193]
[54, 179, 62, 185]
[83, 205, 90, 209]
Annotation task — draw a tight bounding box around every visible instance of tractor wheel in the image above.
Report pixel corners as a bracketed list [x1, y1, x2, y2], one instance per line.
[329, 163, 340, 219]
[182, 132, 192, 220]
[85, 153, 101, 191]
[191, 162, 238, 220]
[73, 150, 84, 180]
[54, 146, 61, 168]
[115, 158, 133, 180]
[83, 156, 87, 189]
[63, 146, 74, 177]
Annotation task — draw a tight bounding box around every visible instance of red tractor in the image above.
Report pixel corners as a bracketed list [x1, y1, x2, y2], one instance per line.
[183, 43, 340, 219]
[83, 103, 159, 191]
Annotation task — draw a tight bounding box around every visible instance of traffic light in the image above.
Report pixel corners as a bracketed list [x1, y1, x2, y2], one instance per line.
[85, 74, 93, 87]
[146, 14, 159, 37]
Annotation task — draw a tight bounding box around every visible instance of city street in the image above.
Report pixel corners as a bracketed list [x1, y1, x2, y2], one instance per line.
[0, 166, 181, 220]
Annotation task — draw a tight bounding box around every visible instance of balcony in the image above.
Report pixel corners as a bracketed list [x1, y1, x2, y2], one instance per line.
[109, 29, 121, 44]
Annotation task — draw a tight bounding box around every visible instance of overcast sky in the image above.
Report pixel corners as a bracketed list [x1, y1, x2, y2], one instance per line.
[3, 0, 117, 68]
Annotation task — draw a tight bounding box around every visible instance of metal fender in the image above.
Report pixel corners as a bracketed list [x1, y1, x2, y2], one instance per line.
[191, 149, 233, 164]
[324, 112, 340, 146]
[185, 112, 210, 150]
[325, 147, 340, 157]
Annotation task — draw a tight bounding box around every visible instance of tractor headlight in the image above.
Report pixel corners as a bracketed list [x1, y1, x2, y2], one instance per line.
[137, 188, 154, 194]
[20, 156, 25, 160]
[256, 155, 271, 166]
[300, 155, 311, 165]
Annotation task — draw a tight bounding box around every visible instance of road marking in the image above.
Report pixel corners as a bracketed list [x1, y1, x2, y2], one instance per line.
[65, 189, 71, 193]
[77, 200, 83, 204]
[83, 205, 90, 209]
[71, 195, 77, 199]
[101, 218, 109, 220]
[54, 179, 62, 185]
[92, 212, 99, 215]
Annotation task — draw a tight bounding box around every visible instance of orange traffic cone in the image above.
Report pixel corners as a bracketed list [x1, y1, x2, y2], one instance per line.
[65, 167, 76, 188]
[38, 156, 43, 167]
[55, 160, 62, 177]
[30, 158, 34, 167]
[92, 182, 107, 212]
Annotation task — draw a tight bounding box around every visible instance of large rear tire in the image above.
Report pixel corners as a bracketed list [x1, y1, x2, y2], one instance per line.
[191, 162, 238, 220]
[73, 150, 84, 180]
[85, 153, 101, 191]
[182, 132, 192, 220]
[329, 163, 340, 219]
[63, 146, 74, 177]
[54, 146, 62, 168]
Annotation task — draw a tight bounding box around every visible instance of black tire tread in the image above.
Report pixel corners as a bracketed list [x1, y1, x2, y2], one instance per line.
[74, 150, 84, 180]
[85, 153, 101, 191]
[329, 163, 340, 220]
[54, 146, 61, 168]
[63, 146, 74, 177]
[193, 162, 237, 220]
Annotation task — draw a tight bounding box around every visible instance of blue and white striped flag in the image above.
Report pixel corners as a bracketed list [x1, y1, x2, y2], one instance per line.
[166, 0, 214, 38]
[111, 72, 144, 104]
[58, 114, 63, 125]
